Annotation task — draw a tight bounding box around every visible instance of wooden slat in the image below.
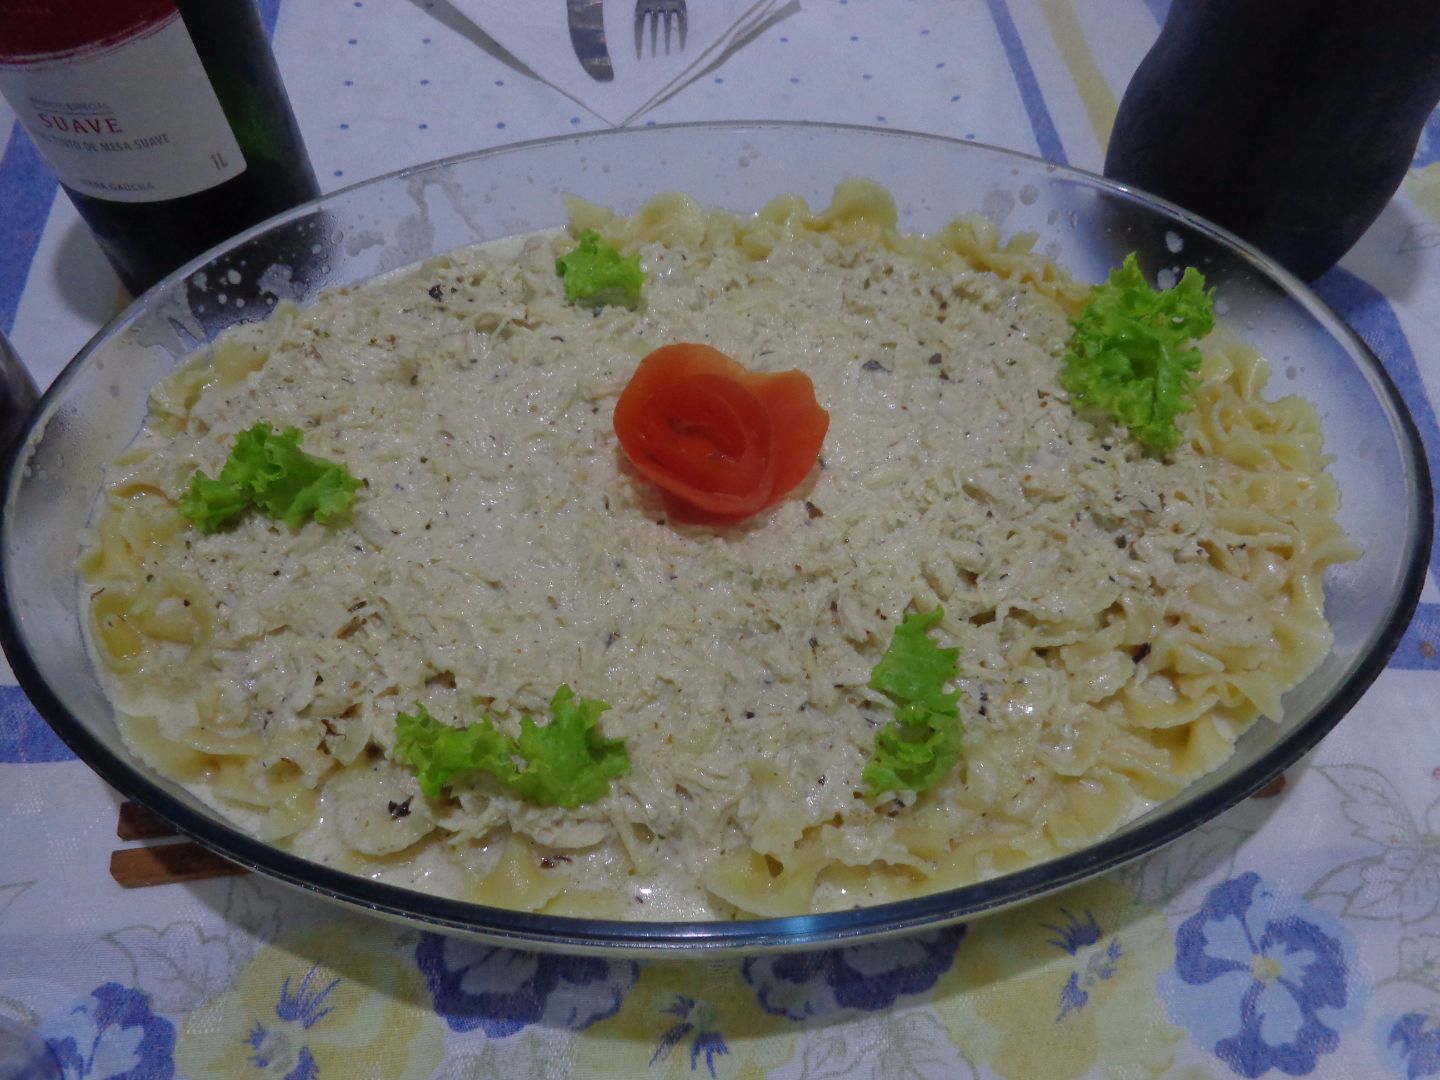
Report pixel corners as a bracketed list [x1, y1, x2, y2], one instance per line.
[1251, 774, 1287, 799]
[109, 842, 247, 888]
[116, 801, 176, 841]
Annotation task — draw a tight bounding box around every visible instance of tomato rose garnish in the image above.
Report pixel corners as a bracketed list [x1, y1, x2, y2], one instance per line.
[613, 343, 829, 524]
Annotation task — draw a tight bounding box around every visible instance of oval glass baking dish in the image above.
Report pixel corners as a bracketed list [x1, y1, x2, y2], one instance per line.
[0, 122, 1429, 954]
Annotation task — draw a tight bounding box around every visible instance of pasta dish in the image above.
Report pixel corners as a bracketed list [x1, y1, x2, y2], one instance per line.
[79, 182, 1354, 919]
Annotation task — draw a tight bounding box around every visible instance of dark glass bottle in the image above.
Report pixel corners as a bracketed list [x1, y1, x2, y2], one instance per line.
[0, 0, 320, 295]
[1104, 0, 1440, 280]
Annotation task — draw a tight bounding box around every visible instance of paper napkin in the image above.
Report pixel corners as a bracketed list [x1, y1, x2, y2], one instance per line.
[445, 0, 788, 126]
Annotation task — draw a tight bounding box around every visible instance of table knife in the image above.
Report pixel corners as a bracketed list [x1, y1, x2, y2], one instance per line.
[566, 0, 614, 82]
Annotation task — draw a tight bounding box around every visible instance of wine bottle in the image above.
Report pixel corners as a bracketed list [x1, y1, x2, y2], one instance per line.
[1104, 0, 1440, 281]
[0, 0, 320, 296]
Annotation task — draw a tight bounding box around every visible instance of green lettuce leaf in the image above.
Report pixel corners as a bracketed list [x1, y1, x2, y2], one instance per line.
[1060, 253, 1215, 454]
[555, 229, 644, 308]
[862, 607, 964, 796]
[179, 423, 361, 533]
[394, 686, 630, 808]
[177, 471, 254, 533]
[395, 703, 517, 800]
[510, 686, 631, 807]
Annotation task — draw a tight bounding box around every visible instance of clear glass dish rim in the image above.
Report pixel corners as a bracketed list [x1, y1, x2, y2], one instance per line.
[1, 120, 1431, 954]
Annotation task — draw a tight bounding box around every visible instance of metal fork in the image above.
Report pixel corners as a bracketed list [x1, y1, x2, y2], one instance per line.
[634, 0, 687, 58]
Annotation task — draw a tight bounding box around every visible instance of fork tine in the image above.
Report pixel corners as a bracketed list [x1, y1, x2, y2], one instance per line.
[634, 1, 686, 59]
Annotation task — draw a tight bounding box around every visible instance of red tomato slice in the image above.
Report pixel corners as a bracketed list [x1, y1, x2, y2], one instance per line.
[613, 343, 829, 524]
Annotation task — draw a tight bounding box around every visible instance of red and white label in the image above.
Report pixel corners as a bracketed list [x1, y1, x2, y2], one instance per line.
[0, 7, 246, 203]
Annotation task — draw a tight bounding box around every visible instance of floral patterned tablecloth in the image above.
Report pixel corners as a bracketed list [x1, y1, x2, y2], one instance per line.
[4, 2, 1440, 1078]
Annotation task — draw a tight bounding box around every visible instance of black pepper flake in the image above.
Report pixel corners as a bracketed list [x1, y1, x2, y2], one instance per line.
[387, 797, 413, 820]
[808, 637, 819, 649]
[928, 352, 942, 365]
[427, 284, 444, 302]
[745, 710, 756, 719]
[805, 501, 824, 520]
[861, 359, 889, 373]
[1114, 534, 1128, 548]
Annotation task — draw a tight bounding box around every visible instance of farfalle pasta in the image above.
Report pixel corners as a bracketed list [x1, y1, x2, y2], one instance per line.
[79, 182, 1355, 919]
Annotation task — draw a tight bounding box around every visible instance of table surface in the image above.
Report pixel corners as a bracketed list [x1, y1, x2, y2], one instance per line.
[4, 2, 1440, 1078]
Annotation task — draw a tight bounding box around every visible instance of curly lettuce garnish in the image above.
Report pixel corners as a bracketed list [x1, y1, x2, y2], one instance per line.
[555, 229, 644, 308]
[394, 685, 630, 808]
[179, 423, 361, 533]
[863, 607, 964, 797]
[1061, 253, 1215, 454]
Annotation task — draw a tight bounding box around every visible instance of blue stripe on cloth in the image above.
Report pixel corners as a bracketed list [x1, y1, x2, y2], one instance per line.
[1311, 267, 1440, 585]
[1391, 602, 1440, 670]
[256, 0, 282, 38]
[0, 123, 59, 336]
[0, 685, 74, 763]
[983, 0, 1067, 164]
[1415, 106, 1440, 168]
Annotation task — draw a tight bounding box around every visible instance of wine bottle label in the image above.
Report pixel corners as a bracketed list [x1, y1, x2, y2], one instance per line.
[0, 8, 247, 204]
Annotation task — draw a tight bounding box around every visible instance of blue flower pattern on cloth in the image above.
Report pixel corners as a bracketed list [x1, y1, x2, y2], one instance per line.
[415, 933, 639, 1036]
[650, 995, 730, 1079]
[741, 924, 964, 1020]
[1160, 872, 1365, 1078]
[1042, 907, 1122, 1022]
[1384, 1012, 1440, 1080]
[42, 982, 175, 1080]
[243, 965, 338, 1080]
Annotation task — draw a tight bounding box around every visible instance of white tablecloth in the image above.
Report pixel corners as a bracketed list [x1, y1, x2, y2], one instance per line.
[3, 2, 1440, 1078]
